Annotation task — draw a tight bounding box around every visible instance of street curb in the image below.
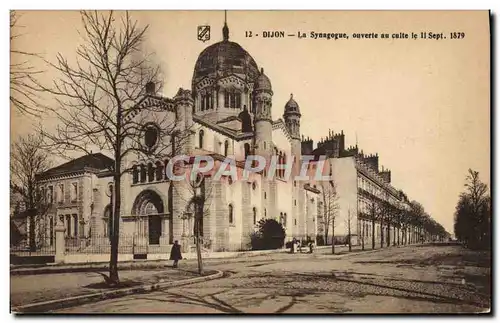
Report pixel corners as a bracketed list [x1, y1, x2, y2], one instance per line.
[315, 244, 411, 259]
[12, 269, 223, 313]
[10, 249, 292, 276]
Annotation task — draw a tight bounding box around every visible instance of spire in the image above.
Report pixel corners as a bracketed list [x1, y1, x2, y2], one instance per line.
[222, 10, 229, 41]
[290, 93, 293, 99]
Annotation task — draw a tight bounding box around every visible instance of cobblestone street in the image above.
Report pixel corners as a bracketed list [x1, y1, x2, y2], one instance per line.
[54, 244, 491, 314]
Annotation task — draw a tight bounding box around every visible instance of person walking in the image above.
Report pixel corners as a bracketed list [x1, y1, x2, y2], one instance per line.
[170, 240, 182, 268]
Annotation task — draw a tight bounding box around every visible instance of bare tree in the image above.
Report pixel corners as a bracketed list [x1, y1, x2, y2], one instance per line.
[10, 133, 52, 250]
[10, 11, 44, 117]
[454, 169, 490, 249]
[319, 181, 339, 254]
[345, 208, 354, 252]
[366, 201, 380, 250]
[33, 11, 188, 285]
[174, 171, 213, 275]
[409, 201, 425, 244]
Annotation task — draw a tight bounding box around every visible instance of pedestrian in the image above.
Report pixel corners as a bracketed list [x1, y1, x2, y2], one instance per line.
[309, 241, 315, 254]
[291, 237, 297, 254]
[170, 240, 182, 268]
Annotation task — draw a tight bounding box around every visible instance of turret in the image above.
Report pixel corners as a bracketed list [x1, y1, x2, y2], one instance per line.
[283, 94, 301, 140]
[253, 68, 273, 157]
[174, 88, 194, 154]
[283, 94, 302, 173]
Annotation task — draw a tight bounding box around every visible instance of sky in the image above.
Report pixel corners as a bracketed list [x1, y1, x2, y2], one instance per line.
[10, 10, 490, 233]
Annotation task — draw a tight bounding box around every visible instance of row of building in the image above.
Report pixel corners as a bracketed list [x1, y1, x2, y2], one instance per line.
[16, 21, 430, 254]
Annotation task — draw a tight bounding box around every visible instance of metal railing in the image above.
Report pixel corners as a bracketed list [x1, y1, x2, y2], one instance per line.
[64, 234, 172, 254]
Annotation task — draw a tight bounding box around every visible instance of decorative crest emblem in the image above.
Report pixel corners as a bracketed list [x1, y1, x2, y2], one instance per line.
[197, 25, 210, 42]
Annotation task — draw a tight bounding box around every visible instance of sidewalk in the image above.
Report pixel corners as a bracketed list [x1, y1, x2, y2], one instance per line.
[10, 248, 293, 275]
[10, 244, 386, 275]
[11, 264, 215, 310]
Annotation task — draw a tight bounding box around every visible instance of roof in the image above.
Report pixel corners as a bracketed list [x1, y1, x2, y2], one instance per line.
[284, 94, 301, 115]
[192, 39, 260, 86]
[255, 68, 272, 92]
[38, 153, 114, 180]
[193, 115, 253, 141]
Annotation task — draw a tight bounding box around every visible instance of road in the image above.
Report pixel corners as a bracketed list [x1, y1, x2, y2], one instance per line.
[54, 244, 491, 314]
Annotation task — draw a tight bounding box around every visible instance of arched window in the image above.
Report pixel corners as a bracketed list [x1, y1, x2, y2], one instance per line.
[264, 208, 267, 218]
[224, 91, 230, 108]
[249, 93, 254, 113]
[155, 161, 163, 181]
[253, 207, 257, 225]
[228, 204, 234, 224]
[201, 94, 205, 111]
[140, 165, 147, 183]
[103, 205, 112, 237]
[224, 140, 229, 156]
[278, 152, 284, 178]
[244, 143, 250, 158]
[235, 92, 241, 109]
[147, 163, 154, 182]
[230, 91, 236, 108]
[132, 165, 139, 184]
[198, 130, 204, 149]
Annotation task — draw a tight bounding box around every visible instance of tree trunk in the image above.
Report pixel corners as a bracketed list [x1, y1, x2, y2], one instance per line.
[324, 224, 329, 247]
[386, 222, 390, 247]
[371, 218, 375, 250]
[29, 214, 36, 252]
[361, 220, 365, 251]
[109, 171, 121, 285]
[380, 221, 384, 249]
[331, 219, 335, 254]
[196, 232, 203, 275]
[195, 198, 204, 275]
[347, 213, 352, 252]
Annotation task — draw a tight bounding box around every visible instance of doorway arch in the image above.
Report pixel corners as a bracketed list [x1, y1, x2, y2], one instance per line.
[132, 190, 165, 245]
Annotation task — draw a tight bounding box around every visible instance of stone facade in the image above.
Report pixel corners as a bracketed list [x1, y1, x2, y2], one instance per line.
[36, 24, 321, 252]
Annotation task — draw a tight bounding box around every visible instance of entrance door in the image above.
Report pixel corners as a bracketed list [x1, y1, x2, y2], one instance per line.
[148, 215, 161, 245]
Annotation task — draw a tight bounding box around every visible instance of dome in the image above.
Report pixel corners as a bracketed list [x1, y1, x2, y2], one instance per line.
[255, 68, 272, 91]
[192, 29, 260, 86]
[284, 94, 301, 115]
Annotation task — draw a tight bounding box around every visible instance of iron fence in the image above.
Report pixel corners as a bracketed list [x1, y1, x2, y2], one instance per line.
[10, 238, 55, 256]
[64, 234, 171, 255]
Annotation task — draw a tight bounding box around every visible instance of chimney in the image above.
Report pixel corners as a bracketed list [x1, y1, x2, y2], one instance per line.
[146, 81, 156, 95]
[380, 169, 391, 183]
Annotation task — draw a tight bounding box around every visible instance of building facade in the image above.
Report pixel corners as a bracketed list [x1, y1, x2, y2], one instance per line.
[33, 22, 427, 256]
[37, 22, 321, 253]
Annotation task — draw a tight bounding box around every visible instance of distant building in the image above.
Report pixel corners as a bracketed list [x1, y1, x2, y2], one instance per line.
[308, 131, 416, 246]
